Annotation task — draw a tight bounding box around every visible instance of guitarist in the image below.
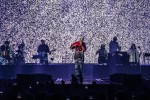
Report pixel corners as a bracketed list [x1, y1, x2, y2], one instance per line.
[37, 40, 50, 65]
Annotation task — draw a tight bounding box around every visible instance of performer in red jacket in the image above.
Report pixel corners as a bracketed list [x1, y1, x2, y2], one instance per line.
[70, 37, 86, 84]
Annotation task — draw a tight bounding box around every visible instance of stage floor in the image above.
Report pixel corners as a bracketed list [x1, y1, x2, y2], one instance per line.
[0, 63, 150, 84]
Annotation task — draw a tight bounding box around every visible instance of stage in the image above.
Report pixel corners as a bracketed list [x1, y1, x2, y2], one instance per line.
[0, 63, 150, 84]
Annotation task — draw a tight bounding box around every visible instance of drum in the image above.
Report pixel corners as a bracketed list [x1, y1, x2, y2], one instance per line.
[0, 56, 8, 65]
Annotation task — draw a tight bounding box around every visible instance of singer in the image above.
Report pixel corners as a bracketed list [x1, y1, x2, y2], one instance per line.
[70, 37, 86, 84]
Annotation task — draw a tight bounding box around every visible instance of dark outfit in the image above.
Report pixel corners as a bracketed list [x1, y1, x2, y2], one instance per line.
[15, 49, 25, 64]
[109, 40, 119, 65]
[37, 44, 50, 64]
[96, 49, 107, 64]
[15, 43, 25, 64]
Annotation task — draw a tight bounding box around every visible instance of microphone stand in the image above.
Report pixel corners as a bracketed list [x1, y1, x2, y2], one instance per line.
[138, 47, 142, 75]
[139, 55, 141, 75]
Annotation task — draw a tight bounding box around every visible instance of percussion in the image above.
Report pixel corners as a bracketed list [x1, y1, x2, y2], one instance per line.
[0, 56, 8, 65]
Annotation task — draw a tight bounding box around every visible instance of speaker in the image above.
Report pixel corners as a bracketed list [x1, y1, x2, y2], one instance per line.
[125, 74, 142, 86]
[110, 73, 127, 83]
[17, 74, 50, 86]
[110, 73, 142, 86]
[17, 74, 34, 86]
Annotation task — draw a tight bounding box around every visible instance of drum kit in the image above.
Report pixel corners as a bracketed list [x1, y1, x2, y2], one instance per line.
[0, 51, 9, 65]
[0, 56, 9, 65]
[0, 51, 15, 65]
[0, 49, 18, 65]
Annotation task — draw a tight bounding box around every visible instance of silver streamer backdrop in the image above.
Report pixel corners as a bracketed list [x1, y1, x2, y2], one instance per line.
[0, 0, 150, 63]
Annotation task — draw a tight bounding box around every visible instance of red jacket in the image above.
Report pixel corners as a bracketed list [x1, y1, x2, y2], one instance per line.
[70, 41, 86, 52]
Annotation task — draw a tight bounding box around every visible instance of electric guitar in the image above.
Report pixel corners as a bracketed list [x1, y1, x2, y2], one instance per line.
[33, 49, 56, 59]
[39, 49, 56, 57]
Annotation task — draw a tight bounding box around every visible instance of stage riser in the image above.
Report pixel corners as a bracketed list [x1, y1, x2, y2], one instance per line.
[93, 65, 142, 79]
[0, 64, 150, 80]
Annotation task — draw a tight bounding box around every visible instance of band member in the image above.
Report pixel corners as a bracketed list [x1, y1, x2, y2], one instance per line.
[109, 37, 119, 65]
[109, 36, 119, 54]
[0, 41, 14, 64]
[70, 37, 86, 84]
[115, 46, 123, 65]
[15, 41, 25, 64]
[96, 44, 108, 64]
[37, 40, 50, 65]
[127, 43, 141, 65]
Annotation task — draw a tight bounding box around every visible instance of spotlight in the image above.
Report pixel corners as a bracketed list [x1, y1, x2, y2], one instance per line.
[17, 93, 22, 99]
[36, 81, 39, 85]
[29, 86, 32, 89]
[0, 91, 3, 94]
[89, 96, 93, 100]
[85, 85, 88, 89]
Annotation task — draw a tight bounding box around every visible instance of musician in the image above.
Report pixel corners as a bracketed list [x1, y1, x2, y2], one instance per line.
[70, 37, 86, 84]
[109, 37, 120, 65]
[37, 40, 50, 65]
[115, 46, 123, 65]
[109, 36, 119, 53]
[0, 41, 13, 64]
[127, 43, 141, 65]
[15, 41, 25, 64]
[96, 44, 108, 64]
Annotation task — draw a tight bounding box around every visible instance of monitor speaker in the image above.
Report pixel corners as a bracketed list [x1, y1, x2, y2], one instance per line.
[17, 74, 50, 86]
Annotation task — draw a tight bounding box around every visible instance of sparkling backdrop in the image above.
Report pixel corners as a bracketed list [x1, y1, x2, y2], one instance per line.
[0, 0, 150, 63]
